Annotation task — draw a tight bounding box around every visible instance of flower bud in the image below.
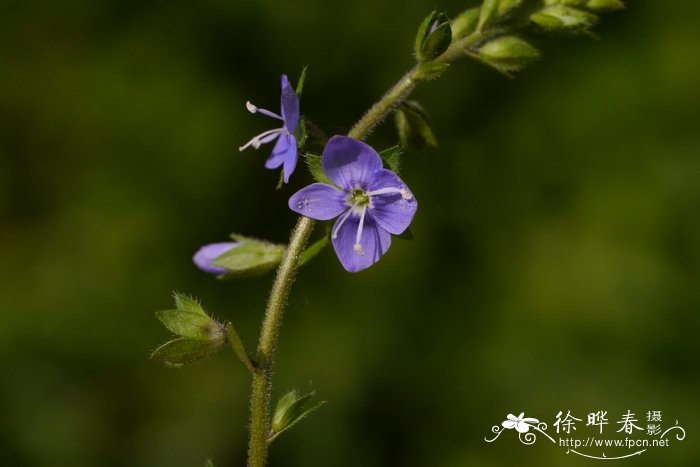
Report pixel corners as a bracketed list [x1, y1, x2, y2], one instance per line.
[415, 11, 452, 62]
[450, 7, 480, 40]
[478, 36, 540, 73]
[531, 6, 598, 32]
[270, 390, 326, 441]
[585, 0, 624, 12]
[204, 235, 285, 278]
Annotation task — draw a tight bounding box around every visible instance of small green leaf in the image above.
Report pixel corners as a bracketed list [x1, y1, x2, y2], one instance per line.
[295, 66, 308, 96]
[477, 0, 499, 31]
[303, 153, 334, 185]
[151, 338, 223, 368]
[269, 389, 327, 442]
[379, 145, 403, 173]
[478, 35, 540, 73]
[497, 0, 523, 16]
[299, 235, 329, 267]
[213, 237, 285, 277]
[395, 101, 437, 151]
[226, 322, 256, 373]
[415, 62, 450, 81]
[174, 293, 204, 315]
[451, 7, 480, 40]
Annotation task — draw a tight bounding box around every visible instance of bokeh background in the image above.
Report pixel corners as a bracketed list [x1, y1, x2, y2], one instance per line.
[1, 1, 698, 466]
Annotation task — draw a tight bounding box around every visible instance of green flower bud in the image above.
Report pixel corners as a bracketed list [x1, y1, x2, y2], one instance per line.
[270, 390, 326, 441]
[531, 6, 598, 32]
[478, 36, 540, 73]
[478, 0, 523, 31]
[415, 11, 452, 62]
[585, 0, 624, 12]
[451, 7, 480, 40]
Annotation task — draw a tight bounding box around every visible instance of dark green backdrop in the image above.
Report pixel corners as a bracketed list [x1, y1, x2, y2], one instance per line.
[1, 1, 698, 466]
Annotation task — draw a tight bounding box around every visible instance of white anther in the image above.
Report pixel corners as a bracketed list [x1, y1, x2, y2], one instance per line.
[246, 101, 258, 113]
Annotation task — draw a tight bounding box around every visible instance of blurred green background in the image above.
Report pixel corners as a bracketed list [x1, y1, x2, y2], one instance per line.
[1, 1, 698, 466]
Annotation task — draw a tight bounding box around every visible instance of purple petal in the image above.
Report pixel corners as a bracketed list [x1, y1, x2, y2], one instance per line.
[193, 242, 238, 274]
[288, 183, 349, 220]
[322, 136, 384, 191]
[367, 169, 417, 235]
[332, 213, 391, 272]
[265, 133, 298, 183]
[280, 75, 300, 133]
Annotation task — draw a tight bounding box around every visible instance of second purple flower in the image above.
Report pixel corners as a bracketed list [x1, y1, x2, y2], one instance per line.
[289, 136, 417, 272]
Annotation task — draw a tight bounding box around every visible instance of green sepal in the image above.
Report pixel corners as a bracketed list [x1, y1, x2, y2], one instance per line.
[269, 389, 327, 442]
[212, 235, 285, 278]
[531, 6, 598, 32]
[415, 11, 452, 62]
[478, 35, 540, 74]
[451, 7, 480, 40]
[477, 0, 498, 31]
[395, 101, 437, 151]
[295, 66, 308, 96]
[415, 62, 450, 81]
[226, 322, 257, 373]
[151, 338, 224, 368]
[299, 234, 330, 267]
[303, 153, 334, 185]
[497, 0, 523, 17]
[156, 293, 225, 341]
[379, 145, 403, 174]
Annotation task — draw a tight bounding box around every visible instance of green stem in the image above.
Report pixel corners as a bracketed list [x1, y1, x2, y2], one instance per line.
[247, 216, 315, 467]
[245, 26, 487, 467]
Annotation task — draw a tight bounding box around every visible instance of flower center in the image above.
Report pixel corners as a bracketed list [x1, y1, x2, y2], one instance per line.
[349, 189, 370, 207]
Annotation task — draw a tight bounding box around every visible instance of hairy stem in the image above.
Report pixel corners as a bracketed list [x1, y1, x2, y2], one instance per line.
[247, 216, 315, 467]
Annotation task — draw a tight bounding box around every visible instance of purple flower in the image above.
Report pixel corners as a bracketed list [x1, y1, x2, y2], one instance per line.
[288, 136, 417, 272]
[239, 75, 300, 183]
[193, 242, 238, 274]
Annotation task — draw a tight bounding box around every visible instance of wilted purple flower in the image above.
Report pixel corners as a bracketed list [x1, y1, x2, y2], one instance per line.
[239, 75, 300, 183]
[288, 136, 417, 272]
[193, 242, 238, 274]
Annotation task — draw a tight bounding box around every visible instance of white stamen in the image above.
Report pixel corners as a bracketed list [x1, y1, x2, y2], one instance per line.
[245, 101, 284, 120]
[366, 186, 413, 200]
[238, 128, 283, 151]
[353, 205, 367, 256]
[332, 210, 352, 239]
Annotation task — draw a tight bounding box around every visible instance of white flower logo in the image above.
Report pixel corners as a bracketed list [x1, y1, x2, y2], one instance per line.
[502, 413, 540, 433]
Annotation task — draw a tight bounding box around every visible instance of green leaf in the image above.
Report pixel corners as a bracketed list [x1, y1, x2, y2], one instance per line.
[151, 338, 223, 368]
[478, 35, 540, 73]
[269, 389, 327, 442]
[497, 0, 523, 16]
[226, 322, 256, 373]
[213, 237, 285, 277]
[585, 0, 624, 12]
[395, 101, 437, 151]
[295, 66, 308, 96]
[379, 145, 403, 173]
[299, 235, 329, 267]
[478, 0, 499, 31]
[303, 153, 334, 185]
